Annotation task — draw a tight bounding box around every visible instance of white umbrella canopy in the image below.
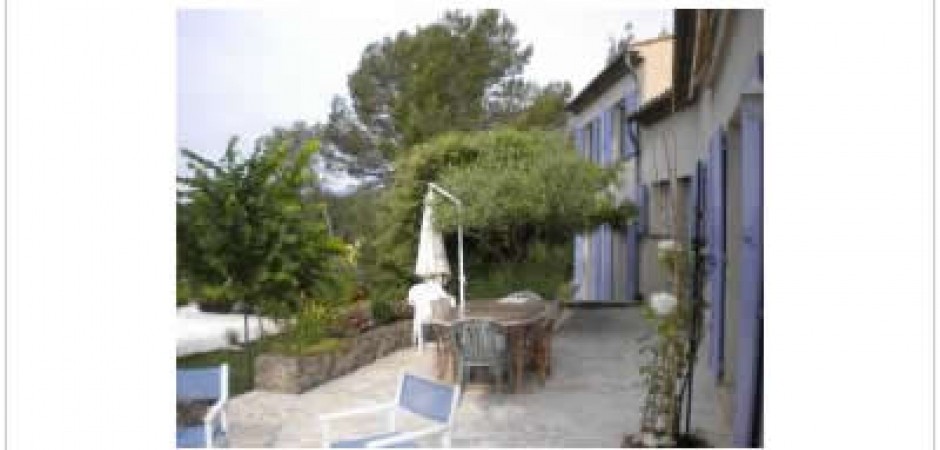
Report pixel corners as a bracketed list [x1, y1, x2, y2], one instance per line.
[415, 190, 451, 284]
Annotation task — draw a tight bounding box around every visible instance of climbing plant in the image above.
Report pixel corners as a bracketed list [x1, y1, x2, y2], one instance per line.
[633, 132, 705, 447]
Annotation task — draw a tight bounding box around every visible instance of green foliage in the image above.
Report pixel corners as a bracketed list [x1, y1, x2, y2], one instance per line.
[465, 241, 571, 300]
[347, 9, 576, 154]
[325, 188, 383, 244]
[369, 297, 396, 325]
[503, 81, 572, 130]
[369, 128, 634, 299]
[430, 129, 632, 245]
[176, 136, 351, 317]
[260, 335, 347, 357]
[288, 10, 573, 189]
[177, 280, 193, 306]
[290, 302, 340, 348]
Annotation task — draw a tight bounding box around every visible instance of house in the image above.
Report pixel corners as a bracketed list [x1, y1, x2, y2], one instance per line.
[629, 9, 763, 447]
[565, 34, 674, 303]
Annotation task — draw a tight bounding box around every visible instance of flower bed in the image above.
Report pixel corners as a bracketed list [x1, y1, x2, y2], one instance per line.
[254, 319, 413, 394]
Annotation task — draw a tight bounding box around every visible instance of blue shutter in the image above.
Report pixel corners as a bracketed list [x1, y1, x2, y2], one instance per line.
[594, 117, 602, 164]
[573, 235, 582, 301]
[574, 126, 587, 301]
[598, 229, 604, 300]
[604, 108, 614, 165]
[688, 161, 705, 243]
[604, 108, 613, 166]
[624, 224, 638, 301]
[623, 91, 639, 157]
[707, 129, 727, 379]
[591, 229, 601, 300]
[603, 225, 611, 300]
[687, 161, 705, 306]
[601, 110, 612, 299]
[733, 95, 763, 447]
[588, 119, 595, 163]
[602, 110, 608, 166]
[637, 185, 649, 235]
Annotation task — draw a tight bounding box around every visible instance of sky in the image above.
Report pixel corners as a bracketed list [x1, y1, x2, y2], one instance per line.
[177, 6, 673, 190]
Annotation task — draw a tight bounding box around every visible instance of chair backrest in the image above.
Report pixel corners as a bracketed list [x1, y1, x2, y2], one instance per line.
[451, 319, 505, 363]
[177, 364, 228, 402]
[545, 297, 561, 322]
[396, 373, 459, 424]
[430, 298, 456, 321]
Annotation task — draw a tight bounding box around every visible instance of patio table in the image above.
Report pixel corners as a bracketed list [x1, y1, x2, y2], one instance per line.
[428, 300, 548, 393]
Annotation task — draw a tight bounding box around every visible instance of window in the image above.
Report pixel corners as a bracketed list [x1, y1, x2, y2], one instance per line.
[650, 177, 692, 238]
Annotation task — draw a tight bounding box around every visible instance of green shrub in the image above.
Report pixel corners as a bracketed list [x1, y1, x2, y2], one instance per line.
[368, 128, 632, 301]
[370, 297, 396, 325]
[176, 136, 352, 317]
[260, 335, 347, 356]
[289, 302, 340, 351]
[177, 280, 192, 306]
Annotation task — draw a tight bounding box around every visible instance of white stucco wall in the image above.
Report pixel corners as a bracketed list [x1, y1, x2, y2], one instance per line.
[638, 10, 763, 186]
[637, 10, 763, 300]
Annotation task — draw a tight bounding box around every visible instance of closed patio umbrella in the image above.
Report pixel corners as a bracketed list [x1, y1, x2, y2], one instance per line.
[415, 190, 451, 285]
[411, 190, 456, 352]
[414, 183, 466, 317]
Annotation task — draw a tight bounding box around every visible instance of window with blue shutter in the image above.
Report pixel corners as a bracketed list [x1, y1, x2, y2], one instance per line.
[602, 110, 610, 166]
[592, 117, 601, 164]
[733, 91, 763, 448]
[707, 128, 727, 379]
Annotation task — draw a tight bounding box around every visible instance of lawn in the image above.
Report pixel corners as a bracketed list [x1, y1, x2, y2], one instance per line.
[177, 348, 253, 396]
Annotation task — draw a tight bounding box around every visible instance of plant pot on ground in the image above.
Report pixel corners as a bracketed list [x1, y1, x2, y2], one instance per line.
[622, 433, 712, 448]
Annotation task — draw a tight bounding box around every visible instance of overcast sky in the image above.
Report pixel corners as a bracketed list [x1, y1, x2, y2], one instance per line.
[177, 6, 673, 184]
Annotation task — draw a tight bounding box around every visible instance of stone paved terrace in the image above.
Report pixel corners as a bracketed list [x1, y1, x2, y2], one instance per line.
[225, 308, 731, 448]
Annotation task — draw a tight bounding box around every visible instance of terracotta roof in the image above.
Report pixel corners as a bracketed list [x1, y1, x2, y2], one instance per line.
[630, 34, 673, 48]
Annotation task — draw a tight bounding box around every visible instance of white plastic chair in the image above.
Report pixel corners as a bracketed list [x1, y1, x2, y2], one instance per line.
[319, 372, 460, 448]
[408, 282, 455, 353]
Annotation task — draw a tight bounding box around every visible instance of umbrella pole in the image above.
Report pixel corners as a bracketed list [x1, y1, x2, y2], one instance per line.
[458, 206, 465, 318]
[427, 182, 466, 317]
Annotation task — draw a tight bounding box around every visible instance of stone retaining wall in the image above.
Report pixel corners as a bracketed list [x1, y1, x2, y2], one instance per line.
[255, 320, 413, 394]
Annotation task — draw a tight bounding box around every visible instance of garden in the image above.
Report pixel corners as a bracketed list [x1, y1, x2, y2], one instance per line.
[175, 11, 637, 396]
[176, 127, 632, 394]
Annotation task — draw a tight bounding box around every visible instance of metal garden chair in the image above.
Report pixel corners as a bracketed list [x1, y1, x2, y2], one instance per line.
[176, 364, 229, 448]
[451, 318, 509, 393]
[319, 372, 460, 448]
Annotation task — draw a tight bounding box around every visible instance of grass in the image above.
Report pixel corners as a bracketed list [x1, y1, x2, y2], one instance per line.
[177, 336, 350, 397]
[177, 348, 254, 396]
[259, 336, 349, 356]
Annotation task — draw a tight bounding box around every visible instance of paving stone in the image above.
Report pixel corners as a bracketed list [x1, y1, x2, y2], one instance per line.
[225, 308, 729, 447]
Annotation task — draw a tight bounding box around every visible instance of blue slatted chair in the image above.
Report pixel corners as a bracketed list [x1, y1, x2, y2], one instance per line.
[177, 364, 229, 448]
[319, 373, 460, 448]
